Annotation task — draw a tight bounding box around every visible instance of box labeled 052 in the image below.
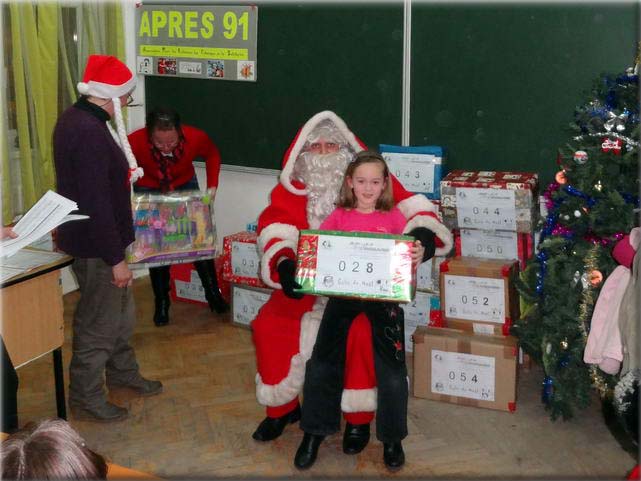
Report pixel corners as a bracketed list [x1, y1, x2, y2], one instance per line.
[439, 256, 520, 336]
[413, 326, 518, 412]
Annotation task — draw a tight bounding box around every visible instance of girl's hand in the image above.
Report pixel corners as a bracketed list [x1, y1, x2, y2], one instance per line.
[411, 240, 425, 267]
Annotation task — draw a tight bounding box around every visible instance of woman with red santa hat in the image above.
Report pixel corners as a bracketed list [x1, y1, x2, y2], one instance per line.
[53, 55, 162, 423]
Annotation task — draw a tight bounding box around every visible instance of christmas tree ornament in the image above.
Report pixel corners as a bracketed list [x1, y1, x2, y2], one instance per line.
[563, 214, 570, 221]
[573, 150, 588, 164]
[594, 180, 603, 192]
[601, 137, 623, 154]
[572, 271, 581, 285]
[589, 270, 603, 287]
[560, 339, 569, 350]
[555, 170, 567, 184]
[604, 110, 629, 132]
[542, 376, 554, 405]
[580, 272, 589, 289]
[574, 210, 581, 217]
[545, 342, 552, 355]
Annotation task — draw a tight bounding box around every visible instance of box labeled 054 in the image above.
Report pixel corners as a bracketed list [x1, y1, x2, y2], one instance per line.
[413, 326, 518, 412]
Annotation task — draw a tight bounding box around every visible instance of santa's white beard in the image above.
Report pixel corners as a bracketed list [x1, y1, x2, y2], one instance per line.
[293, 150, 352, 229]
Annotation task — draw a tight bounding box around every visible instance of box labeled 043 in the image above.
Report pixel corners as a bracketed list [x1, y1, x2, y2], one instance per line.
[294, 230, 416, 303]
[413, 326, 518, 412]
[439, 256, 520, 336]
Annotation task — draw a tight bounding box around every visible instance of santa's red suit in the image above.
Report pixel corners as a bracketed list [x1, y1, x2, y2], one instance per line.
[253, 111, 453, 423]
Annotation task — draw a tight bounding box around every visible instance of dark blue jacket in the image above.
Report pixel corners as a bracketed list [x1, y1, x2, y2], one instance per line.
[53, 98, 134, 266]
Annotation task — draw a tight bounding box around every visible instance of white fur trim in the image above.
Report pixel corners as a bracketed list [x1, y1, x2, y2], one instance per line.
[280, 111, 364, 196]
[255, 354, 306, 407]
[257, 223, 299, 253]
[404, 214, 453, 257]
[341, 388, 377, 413]
[77, 76, 136, 99]
[299, 297, 327, 361]
[255, 296, 379, 412]
[397, 194, 439, 219]
[260, 239, 298, 288]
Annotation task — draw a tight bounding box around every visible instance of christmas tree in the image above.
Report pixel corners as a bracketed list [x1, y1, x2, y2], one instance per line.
[514, 60, 639, 421]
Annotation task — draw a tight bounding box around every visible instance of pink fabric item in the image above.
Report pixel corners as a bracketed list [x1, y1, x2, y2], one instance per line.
[584, 227, 639, 373]
[319, 206, 407, 235]
[612, 227, 641, 268]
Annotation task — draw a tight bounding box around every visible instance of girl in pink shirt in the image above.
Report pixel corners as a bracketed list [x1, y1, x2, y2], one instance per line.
[294, 151, 428, 471]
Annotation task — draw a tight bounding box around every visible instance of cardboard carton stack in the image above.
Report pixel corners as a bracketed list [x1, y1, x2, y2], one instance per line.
[440, 170, 539, 269]
[221, 231, 272, 328]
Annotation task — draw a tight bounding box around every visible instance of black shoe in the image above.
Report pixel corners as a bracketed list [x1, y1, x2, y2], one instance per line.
[153, 298, 170, 326]
[208, 293, 229, 314]
[194, 260, 229, 314]
[383, 442, 405, 470]
[107, 377, 163, 397]
[251, 405, 301, 441]
[294, 433, 325, 470]
[343, 422, 370, 454]
[69, 401, 128, 423]
[149, 266, 171, 326]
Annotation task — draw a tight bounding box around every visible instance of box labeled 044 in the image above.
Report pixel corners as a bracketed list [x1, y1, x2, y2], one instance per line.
[413, 326, 518, 412]
[294, 230, 416, 303]
[231, 284, 272, 328]
[440, 256, 520, 336]
[440, 170, 539, 233]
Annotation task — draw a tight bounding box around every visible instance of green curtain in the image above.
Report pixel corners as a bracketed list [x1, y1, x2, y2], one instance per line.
[2, 1, 125, 225]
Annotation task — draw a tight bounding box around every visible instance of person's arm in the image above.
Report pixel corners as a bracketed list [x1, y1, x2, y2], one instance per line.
[391, 175, 453, 258]
[256, 184, 307, 289]
[196, 128, 222, 190]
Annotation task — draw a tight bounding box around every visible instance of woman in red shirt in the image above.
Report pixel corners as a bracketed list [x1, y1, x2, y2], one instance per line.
[128, 108, 228, 326]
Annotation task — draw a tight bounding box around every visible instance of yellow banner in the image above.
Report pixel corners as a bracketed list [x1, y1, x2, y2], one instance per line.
[139, 44, 248, 60]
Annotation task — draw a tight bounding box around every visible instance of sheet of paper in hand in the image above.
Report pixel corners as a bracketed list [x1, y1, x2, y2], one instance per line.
[294, 230, 416, 302]
[127, 190, 217, 268]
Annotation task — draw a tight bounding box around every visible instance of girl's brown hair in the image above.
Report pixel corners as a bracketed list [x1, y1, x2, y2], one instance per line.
[1, 418, 108, 480]
[337, 150, 394, 211]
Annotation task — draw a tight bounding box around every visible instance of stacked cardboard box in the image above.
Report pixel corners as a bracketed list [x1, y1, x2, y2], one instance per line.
[220, 231, 273, 328]
[439, 256, 520, 337]
[440, 170, 538, 268]
[413, 326, 518, 412]
[380, 144, 445, 200]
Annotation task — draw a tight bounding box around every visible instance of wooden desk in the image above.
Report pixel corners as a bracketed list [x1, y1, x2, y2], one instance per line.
[1, 250, 73, 419]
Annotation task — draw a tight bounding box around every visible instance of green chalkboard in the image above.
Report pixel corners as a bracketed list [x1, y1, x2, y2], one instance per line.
[409, 2, 639, 186]
[145, 2, 404, 170]
[145, 2, 638, 184]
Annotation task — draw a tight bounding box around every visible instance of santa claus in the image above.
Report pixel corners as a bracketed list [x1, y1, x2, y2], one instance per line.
[251, 111, 452, 454]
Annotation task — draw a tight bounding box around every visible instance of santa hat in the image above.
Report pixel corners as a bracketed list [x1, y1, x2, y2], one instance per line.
[279, 111, 366, 196]
[77, 55, 143, 183]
